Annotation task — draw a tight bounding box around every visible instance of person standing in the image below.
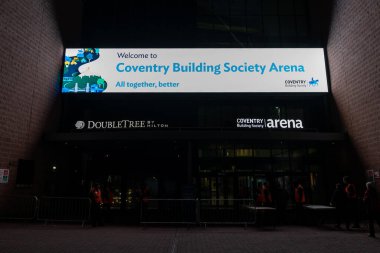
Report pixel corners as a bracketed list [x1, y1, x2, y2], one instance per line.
[102, 184, 113, 223]
[343, 176, 360, 229]
[294, 181, 306, 224]
[89, 183, 103, 227]
[330, 183, 347, 229]
[295, 182, 306, 205]
[139, 183, 150, 221]
[256, 182, 264, 206]
[262, 182, 273, 207]
[363, 182, 380, 237]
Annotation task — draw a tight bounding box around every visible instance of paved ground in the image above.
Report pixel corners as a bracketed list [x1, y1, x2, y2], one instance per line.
[0, 223, 379, 253]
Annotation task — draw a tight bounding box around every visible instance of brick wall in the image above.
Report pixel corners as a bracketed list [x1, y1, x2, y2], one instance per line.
[327, 1, 380, 181]
[0, 0, 63, 194]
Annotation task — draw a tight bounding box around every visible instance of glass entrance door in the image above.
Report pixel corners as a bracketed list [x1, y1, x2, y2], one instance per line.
[199, 175, 234, 206]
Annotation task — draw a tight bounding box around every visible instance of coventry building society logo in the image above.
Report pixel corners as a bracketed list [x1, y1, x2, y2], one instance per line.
[309, 77, 319, 86]
[236, 118, 303, 129]
[284, 77, 319, 88]
[75, 121, 85, 129]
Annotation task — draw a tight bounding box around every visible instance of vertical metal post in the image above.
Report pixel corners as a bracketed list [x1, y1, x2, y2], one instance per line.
[187, 141, 193, 184]
[196, 198, 200, 225]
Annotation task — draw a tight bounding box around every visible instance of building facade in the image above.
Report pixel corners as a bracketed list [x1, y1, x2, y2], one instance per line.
[0, 0, 379, 219]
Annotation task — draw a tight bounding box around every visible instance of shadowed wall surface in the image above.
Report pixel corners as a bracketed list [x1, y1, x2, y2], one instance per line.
[327, 0, 380, 176]
[0, 0, 63, 194]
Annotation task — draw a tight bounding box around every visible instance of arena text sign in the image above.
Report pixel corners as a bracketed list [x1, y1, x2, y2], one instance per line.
[236, 118, 303, 129]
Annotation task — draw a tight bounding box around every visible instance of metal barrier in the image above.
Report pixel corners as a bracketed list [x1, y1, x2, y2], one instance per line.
[0, 196, 256, 227]
[37, 197, 91, 226]
[0, 195, 38, 220]
[140, 199, 197, 225]
[199, 199, 256, 227]
[140, 198, 256, 227]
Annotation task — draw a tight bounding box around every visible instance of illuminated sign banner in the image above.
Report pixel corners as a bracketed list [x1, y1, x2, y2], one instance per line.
[62, 48, 328, 93]
[236, 118, 303, 129]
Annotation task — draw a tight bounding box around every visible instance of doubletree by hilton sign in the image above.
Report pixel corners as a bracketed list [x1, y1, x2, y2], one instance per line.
[74, 120, 169, 130]
[236, 118, 303, 129]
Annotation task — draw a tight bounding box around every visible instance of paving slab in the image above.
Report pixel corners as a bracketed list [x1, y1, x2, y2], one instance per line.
[0, 223, 379, 253]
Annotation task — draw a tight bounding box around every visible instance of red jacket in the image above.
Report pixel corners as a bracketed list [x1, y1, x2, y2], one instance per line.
[295, 185, 306, 204]
[345, 184, 357, 199]
[90, 188, 102, 204]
